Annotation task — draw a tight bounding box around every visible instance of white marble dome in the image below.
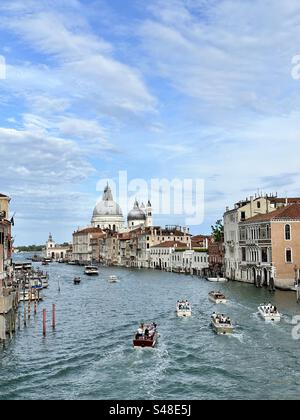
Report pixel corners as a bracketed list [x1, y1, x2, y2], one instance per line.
[91, 184, 124, 231]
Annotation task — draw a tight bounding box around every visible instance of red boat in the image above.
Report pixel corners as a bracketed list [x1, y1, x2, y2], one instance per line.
[133, 323, 158, 348]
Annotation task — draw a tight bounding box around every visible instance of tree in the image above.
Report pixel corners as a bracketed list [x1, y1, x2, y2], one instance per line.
[211, 219, 224, 242]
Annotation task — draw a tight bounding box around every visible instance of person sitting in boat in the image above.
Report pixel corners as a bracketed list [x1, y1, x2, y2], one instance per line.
[136, 326, 144, 339]
[144, 327, 149, 338]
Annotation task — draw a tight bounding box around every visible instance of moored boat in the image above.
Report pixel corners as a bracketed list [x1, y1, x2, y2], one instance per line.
[211, 313, 233, 335]
[84, 266, 99, 276]
[208, 291, 227, 304]
[133, 323, 158, 348]
[258, 303, 281, 322]
[19, 290, 43, 302]
[176, 300, 192, 317]
[207, 276, 228, 283]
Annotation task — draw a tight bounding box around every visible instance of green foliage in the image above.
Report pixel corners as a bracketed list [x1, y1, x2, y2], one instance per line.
[211, 219, 224, 242]
[16, 245, 44, 252]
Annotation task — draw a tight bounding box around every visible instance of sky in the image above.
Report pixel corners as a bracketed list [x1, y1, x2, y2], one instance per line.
[1, 0, 300, 245]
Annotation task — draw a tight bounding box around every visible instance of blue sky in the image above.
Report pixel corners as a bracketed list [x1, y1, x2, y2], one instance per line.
[1, 0, 300, 245]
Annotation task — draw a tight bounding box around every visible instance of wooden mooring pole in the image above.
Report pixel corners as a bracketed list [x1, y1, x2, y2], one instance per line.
[52, 304, 56, 330]
[43, 309, 46, 337]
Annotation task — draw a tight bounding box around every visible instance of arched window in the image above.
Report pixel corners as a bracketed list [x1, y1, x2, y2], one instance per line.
[285, 224, 291, 240]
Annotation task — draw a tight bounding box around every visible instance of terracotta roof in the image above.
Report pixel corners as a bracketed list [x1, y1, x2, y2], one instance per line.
[73, 227, 104, 235]
[151, 241, 188, 249]
[269, 197, 300, 204]
[242, 204, 300, 223]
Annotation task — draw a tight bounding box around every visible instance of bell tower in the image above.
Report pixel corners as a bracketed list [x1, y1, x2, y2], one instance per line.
[146, 200, 153, 227]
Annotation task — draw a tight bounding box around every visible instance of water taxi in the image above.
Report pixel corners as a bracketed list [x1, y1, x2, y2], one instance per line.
[84, 266, 99, 276]
[208, 291, 227, 304]
[74, 277, 81, 285]
[258, 304, 281, 322]
[211, 313, 233, 335]
[108, 275, 118, 283]
[133, 323, 158, 348]
[176, 300, 192, 317]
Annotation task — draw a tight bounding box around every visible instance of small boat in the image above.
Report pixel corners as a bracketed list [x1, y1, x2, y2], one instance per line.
[258, 304, 281, 322]
[176, 300, 192, 317]
[84, 266, 99, 276]
[74, 277, 81, 285]
[211, 313, 233, 335]
[108, 275, 118, 283]
[42, 279, 49, 289]
[133, 323, 158, 348]
[42, 261, 49, 266]
[208, 291, 227, 304]
[207, 276, 228, 283]
[68, 261, 76, 265]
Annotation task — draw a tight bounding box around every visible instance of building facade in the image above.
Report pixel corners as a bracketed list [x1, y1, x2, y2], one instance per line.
[223, 194, 300, 281]
[72, 227, 105, 263]
[45, 233, 71, 260]
[239, 203, 300, 289]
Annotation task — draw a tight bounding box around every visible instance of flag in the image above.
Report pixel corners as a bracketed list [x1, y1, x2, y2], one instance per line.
[10, 217, 14, 226]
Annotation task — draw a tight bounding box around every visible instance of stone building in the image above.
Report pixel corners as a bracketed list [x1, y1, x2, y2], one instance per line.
[239, 203, 300, 289]
[45, 233, 71, 260]
[72, 227, 105, 263]
[223, 194, 300, 281]
[0, 193, 17, 343]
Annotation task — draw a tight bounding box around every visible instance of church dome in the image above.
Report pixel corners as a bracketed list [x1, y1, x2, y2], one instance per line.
[127, 200, 146, 222]
[93, 185, 123, 217]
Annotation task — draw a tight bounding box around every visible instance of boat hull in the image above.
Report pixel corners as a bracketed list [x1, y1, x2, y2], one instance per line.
[208, 295, 227, 304]
[207, 277, 228, 283]
[211, 321, 233, 335]
[133, 334, 157, 348]
[176, 310, 192, 317]
[258, 307, 281, 322]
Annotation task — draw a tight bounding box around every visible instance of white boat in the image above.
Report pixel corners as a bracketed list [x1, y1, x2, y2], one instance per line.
[258, 304, 281, 322]
[207, 276, 228, 283]
[42, 279, 49, 289]
[208, 291, 227, 304]
[176, 300, 192, 317]
[84, 265, 99, 276]
[211, 313, 233, 335]
[108, 275, 118, 283]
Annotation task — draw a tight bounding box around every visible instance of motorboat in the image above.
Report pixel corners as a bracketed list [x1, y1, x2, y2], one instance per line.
[208, 291, 227, 304]
[74, 277, 81, 285]
[207, 276, 228, 283]
[211, 313, 233, 335]
[108, 275, 118, 283]
[258, 304, 281, 322]
[133, 323, 158, 348]
[176, 300, 192, 317]
[42, 279, 49, 289]
[84, 266, 99, 276]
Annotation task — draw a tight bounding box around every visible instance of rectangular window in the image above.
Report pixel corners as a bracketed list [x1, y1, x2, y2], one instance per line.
[241, 248, 246, 262]
[261, 248, 268, 263]
[286, 249, 292, 263]
[241, 211, 246, 221]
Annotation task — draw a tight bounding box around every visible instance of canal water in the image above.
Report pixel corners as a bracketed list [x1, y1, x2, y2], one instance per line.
[0, 255, 299, 400]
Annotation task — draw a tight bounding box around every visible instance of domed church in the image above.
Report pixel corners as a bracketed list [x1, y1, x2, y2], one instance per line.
[91, 184, 124, 232]
[91, 184, 153, 232]
[127, 199, 152, 230]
